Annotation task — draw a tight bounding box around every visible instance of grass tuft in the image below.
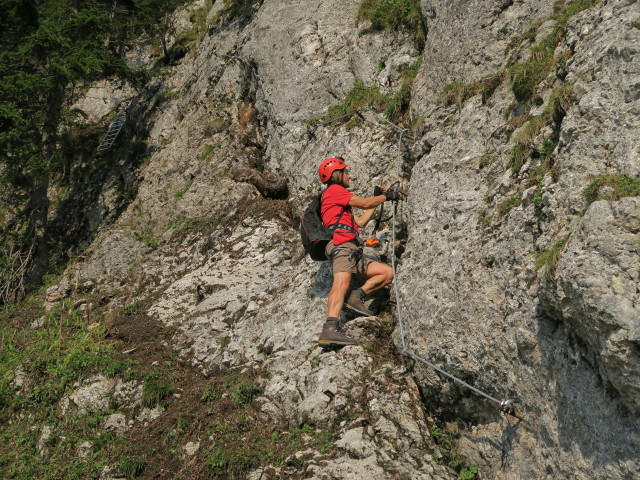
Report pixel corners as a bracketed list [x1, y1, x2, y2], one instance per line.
[583, 174, 640, 206]
[438, 71, 506, 106]
[141, 371, 172, 408]
[498, 194, 522, 217]
[357, 0, 426, 49]
[535, 236, 569, 278]
[311, 59, 421, 127]
[119, 457, 146, 479]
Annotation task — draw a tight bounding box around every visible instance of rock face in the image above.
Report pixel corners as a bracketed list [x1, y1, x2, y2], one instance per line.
[58, 0, 638, 478]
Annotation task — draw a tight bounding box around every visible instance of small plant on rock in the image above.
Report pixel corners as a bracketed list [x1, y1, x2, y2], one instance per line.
[583, 174, 640, 206]
[119, 457, 146, 479]
[141, 371, 172, 408]
[535, 236, 569, 279]
[357, 0, 426, 49]
[232, 380, 263, 405]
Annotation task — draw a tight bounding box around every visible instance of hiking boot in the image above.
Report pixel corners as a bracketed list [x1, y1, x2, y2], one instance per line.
[344, 288, 374, 317]
[318, 317, 356, 347]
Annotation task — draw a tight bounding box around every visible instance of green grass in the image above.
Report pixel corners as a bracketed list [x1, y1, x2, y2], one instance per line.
[535, 236, 569, 278]
[311, 60, 422, 126]
[0, 292, 125, 479]
[357, 0, 426, 49]
[232, 380, 263, 405]
[583, 174, 640, 206]
[199, 144, 217, 161]
[436, 0, 598, 110]
[385, 58, 422, 120]
[312, 79, 388, 125]
[438, 71, 506, 106]
[510, 0, 598, 101]
[497, 194, 522, 217]
[141, 371, 173, 408]
[119, 457, 147, 479]
[174, 181, 193, 200]
[135, 229, 158, 250]
[508, 83, 573, 173]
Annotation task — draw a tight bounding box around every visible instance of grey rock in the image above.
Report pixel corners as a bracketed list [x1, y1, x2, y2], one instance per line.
[183, 440, 200, 456]
[76, 441, 93, 458]
[63, 375, 116, 416]
[104, 413, 129, 435]
[38, 426, 54, 457]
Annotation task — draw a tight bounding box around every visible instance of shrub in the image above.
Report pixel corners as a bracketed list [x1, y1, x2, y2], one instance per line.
[207, 447, 260, 479]
[313, 80, 388, 125]
[311, 60, 422, 126]
[509, 0, 598, 101]
[201, 385, 221, 403]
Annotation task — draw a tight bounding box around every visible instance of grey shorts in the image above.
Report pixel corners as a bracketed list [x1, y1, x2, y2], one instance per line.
[326, 241, 373, 275]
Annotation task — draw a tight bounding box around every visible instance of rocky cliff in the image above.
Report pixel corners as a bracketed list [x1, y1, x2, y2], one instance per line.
[3, 0, 639, 479]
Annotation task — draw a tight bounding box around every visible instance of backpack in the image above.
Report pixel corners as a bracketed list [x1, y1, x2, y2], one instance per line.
[300, 191, 347, 261]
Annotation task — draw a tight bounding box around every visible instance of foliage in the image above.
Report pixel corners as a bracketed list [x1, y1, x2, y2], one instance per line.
[0, 289, 128, 478]
[438, 71, 506, 106]
[0, 0, 186, 299]
[232, 380, 263, 405]
[119, 457, 147, 479]
[174, 181, 193, 200]
[135, 229, 159, 250]
[201, 385, 222, 403]
[436, 0, 597, 110]
[509, 0, 598, 101]
[497, 194, 522, 217]
[313, 79, 388, 125]
[141, 371, 173, 408]
[508, 83, 573, 173]
[357, 0, 426, 49]
[459, 465, 479, 479]
[583, 174, 640, 206]
[535, 236, 569, 278]
[426, 418, 479, 480]
[384, 58, 422, 120]
[213, 0, 260, 26]
[311, 59, 421, 126]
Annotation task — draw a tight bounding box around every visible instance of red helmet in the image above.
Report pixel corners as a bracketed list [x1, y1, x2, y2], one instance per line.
[318, 157, 347, 184]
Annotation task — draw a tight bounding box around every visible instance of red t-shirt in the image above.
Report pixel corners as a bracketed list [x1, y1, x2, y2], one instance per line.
[320, 184, 359, 245]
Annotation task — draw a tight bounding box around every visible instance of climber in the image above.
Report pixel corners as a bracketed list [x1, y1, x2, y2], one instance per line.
[317, 157, 398, 347]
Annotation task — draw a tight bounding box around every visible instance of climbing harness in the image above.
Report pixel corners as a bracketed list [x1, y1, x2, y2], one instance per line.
[314, 108, 525, 421]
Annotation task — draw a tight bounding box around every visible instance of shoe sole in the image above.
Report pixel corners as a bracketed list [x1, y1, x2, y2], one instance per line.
[318, 339, 356, 347]
[343, 302, 374, 317]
